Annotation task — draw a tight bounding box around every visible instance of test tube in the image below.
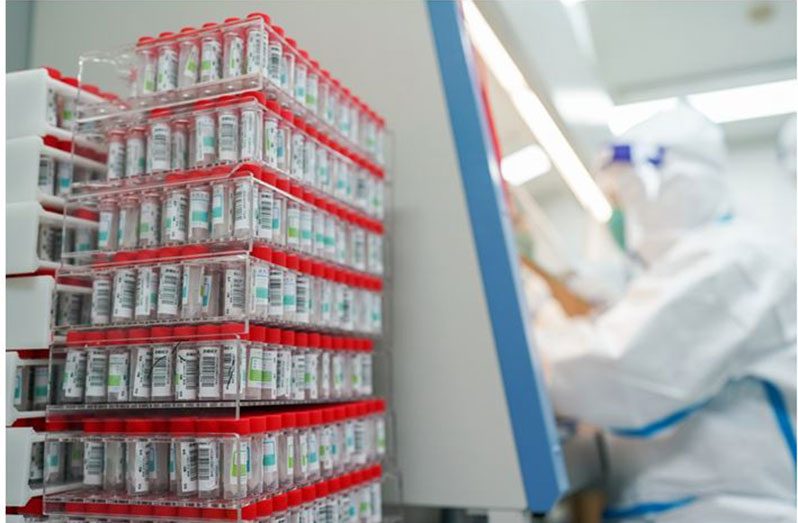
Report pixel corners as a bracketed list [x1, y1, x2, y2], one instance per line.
[174, 325, 199, 401]
[320, 408, 334, 478]
[202, 264, 222, 318]
[308, 411, 322, 481]
[111, 266, 136, 324]
[31, 366, 49, 410]
[287, 197, 301, 251]
[211, 179, 235, 240]
[150, 326, 175, 401]
[157, 255, 182, 320]
[129, 328, 153, 401]
[82, 420, 105, 491]
[251, 250, 271, 319]
[118, 195, 140, 250]
[245, 324, 264, 400]
[192, 100, 217, 167]
[125, 124, 147, 179]
[222, 18, 245, 79]
[269, 252, 286, 322]
[138, 191, 161, 248]
[222, 261, 246, 318]
[147, 109, 172, 174]
[240, 94, 263, 161]
[102, 419, 125, 493]
[262, 327, 280, 400]
[319, 334, 331, 400]
[279, 413, 296, 489]
[163, 187, 188, 245]
[294, 412, 310, 485]
[199, 23, 223, 84]
[221, 323, 246, 401]
[106, 127, 126, 181]
[135, 37, 157, 96]
[197, 324, 222, 400]
[188, 183, 211, 242]
[289, 331, 305, 401]
[268, 26, 284, 86]
[156, 32, 178, 92]
[126, 419, 152, 495]
[97, 198, 119, 252]
[84, 345, 108, 404]
[218, 102, 240, 163]
[177, 27, 200, 89]
[249, 416, 265, 496]
[295, 50, 308, 105]
[307, 60, 320, 115]
[291, 119, 305, 182]
[262, 414, 281, 491]
[299, 197, 314, 255]
[172, 417, 198, 497]
[233, 176, 253, 239]
[273, 180, 289, 246]
[221, 419, 250, 499]
[278, 109, 294, 173]
[281, 38, 297, 95]
[264, 100, 280, 168]
[244, 13, 267, 78]
[106, 332, 131, 403]
[172, 116, 190, 170]
[196, 418, 221, 499]
[181, 258, 206, 320]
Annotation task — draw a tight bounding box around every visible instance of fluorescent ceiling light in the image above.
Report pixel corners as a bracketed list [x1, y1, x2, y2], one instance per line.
[462, 0, 613, 223]
[502, 145, 552, 186]
[609, 80, 798, 135]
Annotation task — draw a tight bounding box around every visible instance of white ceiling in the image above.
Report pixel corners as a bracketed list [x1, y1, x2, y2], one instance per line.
[583, 0, 797, 102]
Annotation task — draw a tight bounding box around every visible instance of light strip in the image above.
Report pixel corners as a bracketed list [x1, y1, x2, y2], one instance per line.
[609, 80, 798, 135]
[501, 144, 552, 186]
[462, 0, 613, 223]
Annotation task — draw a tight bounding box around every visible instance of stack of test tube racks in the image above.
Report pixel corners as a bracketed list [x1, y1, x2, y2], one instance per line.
[44, 13, 394, 523]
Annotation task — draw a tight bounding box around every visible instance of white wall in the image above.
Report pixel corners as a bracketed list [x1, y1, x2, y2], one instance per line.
[26, 0, 532, 510]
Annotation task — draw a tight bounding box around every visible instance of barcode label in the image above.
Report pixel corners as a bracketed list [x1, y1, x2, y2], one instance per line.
[241, 109, 260, 161]
[106, 141, 124, 181]
[286, 203, 300, 247]
[138, 200, 161, 247]
[62, 349, 87, 399]
[306, 353, 318, 400]
[131, 347, 153, 399]
[135, 267, 158, 318]
[149, 122, 171, 171]
[179, 441, 198, 493]
[320, 353, 330, 398]
[197, 441, 219, 492]
[276, 350, 291, 398]
[268, 43, 282, 81]
[189, 188, 210, 231]
[85, 349, 107, 398]
[246, 29, 262, 75]
[354, 420, 366, 463]
[126, 136, 146, 177]
[112, 269, 136, 320]
[257, 188, 274, 240]
[321, 426, 333, 470]
[164, 190, 188, 242]
[91, 277, 112, 324]
[219, 113, 238, 162]
[151, 346, 173, 397]
[175, 348, 198, 400]
[262, 350, 277, 393]
[296, 274, 310, 323]
[233, 181, 251, 231]
[198, 346, 221, 398]
[223, 268, 245, 316]
[268, 267, 284, 317]
[83, 441, 104, 486]
[308, 430, 319, 473]
[252, 266, 270, 312]
[291, 133, 305, 179]
[195, 115, 216, 162]
[283, 271, 297, 314]
[262, 435, 277, 473]
[291, 354, 305, 400]
[130, 441, 150, 493]
[211, 183, 227, 227]
[107, 351, 130, 400]
[157, 265, 181, 316]
[247, 346, 263, 389]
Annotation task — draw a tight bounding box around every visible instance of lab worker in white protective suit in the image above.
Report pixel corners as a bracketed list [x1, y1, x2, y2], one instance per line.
[535, 105, 797, 522]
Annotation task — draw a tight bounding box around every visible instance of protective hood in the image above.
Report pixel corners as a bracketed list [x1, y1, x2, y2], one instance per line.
[598, 104, 731, 264]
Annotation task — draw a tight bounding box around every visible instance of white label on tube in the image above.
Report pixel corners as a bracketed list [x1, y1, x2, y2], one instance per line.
[197, 440, 219, 492]
[85, 349, 108, 398]
[112, 268, 136, 321]
[257, 187, 274, 240]
[222, 343, 243, 396]
[83, 441, 104, 486]
[107, 141, 125, 180]
[233, 181, 252, 232]
[135, 267, 158, 318]
[98, 211, 115, 251]
[198, 345, 221, 398]
[189, 188, 210, 231]
[107, 351, 131, 400]
[151, 345, 173, 397]
[180, 441, 198, 493]
[126, 135, 146, 178]
[241, 108, 259, 160]
[219, 113, 239, 162]
[139, 199, 161, 246]
[175, 347, 198, 400]
[195, 114, 216, 163]
[62, 349, 87, 399]
[149, 122, 171, 171]
[131, 441, 150, 493]
[247, 345, 263, 391]
[157, 265, 181, 316]
[263, 434, 277, 474]
[164, 191, 188, 242]
[263, 350, 277, 395]
[223, 268, 246, 316]
[132, 347, 153, 399]
[276, 349, 291, 398]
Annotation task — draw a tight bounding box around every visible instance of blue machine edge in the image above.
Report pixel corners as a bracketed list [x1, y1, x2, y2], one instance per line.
[426, 0, 569, 511]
